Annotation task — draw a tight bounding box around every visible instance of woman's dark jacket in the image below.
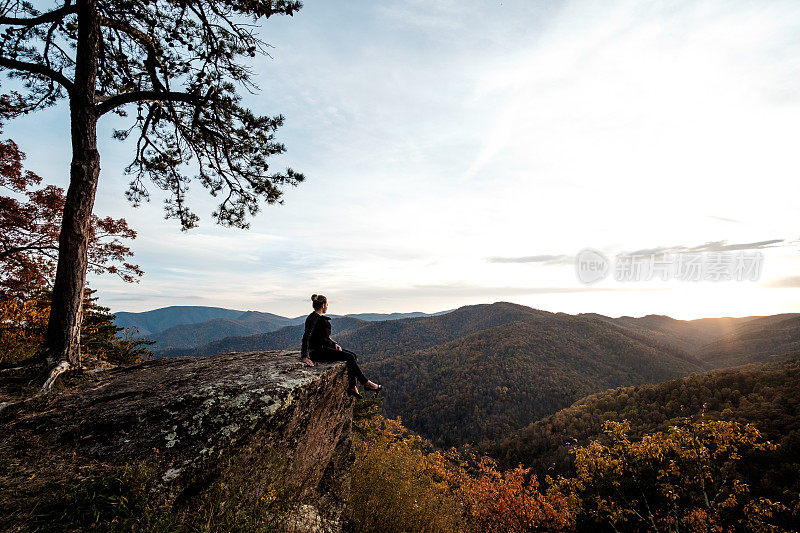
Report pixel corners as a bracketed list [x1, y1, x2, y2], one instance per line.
[301, 311, 335, 358]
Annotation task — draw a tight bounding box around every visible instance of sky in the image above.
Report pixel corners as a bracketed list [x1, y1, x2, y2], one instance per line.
[4, 0, 800, 319]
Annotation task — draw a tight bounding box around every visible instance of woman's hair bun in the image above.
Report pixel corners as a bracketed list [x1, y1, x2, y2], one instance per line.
[311, 293, 326, 310]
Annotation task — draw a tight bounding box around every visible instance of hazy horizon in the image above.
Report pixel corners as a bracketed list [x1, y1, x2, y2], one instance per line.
[110, 299, 796, 323]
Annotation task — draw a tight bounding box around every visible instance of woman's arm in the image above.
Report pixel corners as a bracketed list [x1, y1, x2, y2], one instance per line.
[326, 333, 338, 349]
[301, 313, 318, 359]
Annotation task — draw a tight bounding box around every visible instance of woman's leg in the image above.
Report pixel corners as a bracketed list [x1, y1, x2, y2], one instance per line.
[310, 347, 368, 388]
[339, 349, 368, 385]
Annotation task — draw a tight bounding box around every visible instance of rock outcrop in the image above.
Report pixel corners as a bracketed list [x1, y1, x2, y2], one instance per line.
[0, 350, 355, 531]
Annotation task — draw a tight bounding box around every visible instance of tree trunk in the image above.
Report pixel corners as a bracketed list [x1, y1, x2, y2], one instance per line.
[38, 0, 100, 369]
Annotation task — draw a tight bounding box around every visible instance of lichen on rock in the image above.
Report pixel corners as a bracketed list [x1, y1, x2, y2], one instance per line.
[0, 350, 356, 530]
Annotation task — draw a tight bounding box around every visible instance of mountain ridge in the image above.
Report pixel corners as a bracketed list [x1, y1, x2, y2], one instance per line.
[359, 307, 712, 448]
[115, 305, 451, 352]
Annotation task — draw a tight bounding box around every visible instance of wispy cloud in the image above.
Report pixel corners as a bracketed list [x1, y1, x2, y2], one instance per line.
[707, 215, 743, 224]
[486, 239, 787, 268]
[486, 254, 572, 265]
[764, 276, 800, 288]
[99, 293, 207, 302]
[627, 239, 784, 256]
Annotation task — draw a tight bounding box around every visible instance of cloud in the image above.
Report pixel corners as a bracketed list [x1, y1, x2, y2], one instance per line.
[707, 215, 743, 224]
[100, 293, 207, 302]
[627, 239, 785, 256]
[486, 239, 787, 270]
[763, 276, 800, 288]
[486, 254, 573, 265]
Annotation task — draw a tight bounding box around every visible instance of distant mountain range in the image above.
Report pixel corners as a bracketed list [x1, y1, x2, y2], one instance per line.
[697, 314, 800, 367]
[114, 306, 251, 336]
[156, 316, 372, 358]
[113, 305, 452, 352]
[155, 301, 571, 358]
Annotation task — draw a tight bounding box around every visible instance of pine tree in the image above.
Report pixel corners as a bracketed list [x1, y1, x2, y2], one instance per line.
[0, 1, 305, 380]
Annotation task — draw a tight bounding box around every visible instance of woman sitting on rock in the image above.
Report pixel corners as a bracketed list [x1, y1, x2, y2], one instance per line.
[300, 294, 382, 399]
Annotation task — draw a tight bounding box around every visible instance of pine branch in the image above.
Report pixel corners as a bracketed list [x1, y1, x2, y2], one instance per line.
[0, 55, 73, 92]
[0, 2, 77, 27]
[96, 90, 200, 116]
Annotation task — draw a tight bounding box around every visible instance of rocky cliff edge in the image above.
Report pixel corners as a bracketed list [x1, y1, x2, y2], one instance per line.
[0, 350, 355, 531]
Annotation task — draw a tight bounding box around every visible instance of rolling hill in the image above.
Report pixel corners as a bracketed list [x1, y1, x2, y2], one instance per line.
[147, 311, 306, 351]
[156, 317, 370, 357]
[331, 302, 557, 363]
[154, 301, 549, 359]
[113, 306, 249, 336]
[117, 306, 449, 353]
[581, 313, 753, 352]
[697, 314, 800, 367]
[361, 309, 711, 448]
[480, 356, 800, 505]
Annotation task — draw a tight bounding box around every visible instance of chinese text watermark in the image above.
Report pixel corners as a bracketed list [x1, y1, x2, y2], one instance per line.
[576, 249, 763, 284]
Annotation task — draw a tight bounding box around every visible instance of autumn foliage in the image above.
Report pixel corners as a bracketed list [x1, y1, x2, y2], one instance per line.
[0, 89, 150, 366]
[0, 288, 153, 366]
[347, 399, 796, 532]
[551, 418, 794, 532]
[349, 400, 574, 532]
[0, 92, 142, 302]
[347, 400, 467, 532]
[0, 295, 49, 363]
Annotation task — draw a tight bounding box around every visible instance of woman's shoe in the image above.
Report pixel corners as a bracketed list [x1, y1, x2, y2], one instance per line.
[365, 383, 382, 394]
[346, 387, 363, 399]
